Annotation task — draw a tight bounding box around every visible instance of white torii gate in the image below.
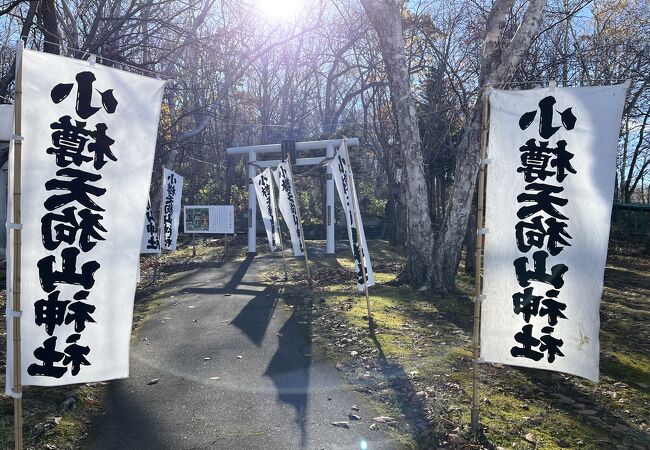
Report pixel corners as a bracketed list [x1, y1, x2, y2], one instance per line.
[226, 138, 359, 254]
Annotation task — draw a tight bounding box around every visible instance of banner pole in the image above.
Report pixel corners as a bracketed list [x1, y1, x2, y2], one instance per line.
[12, 38, 24, 450]
[270, 174, 288, 281]
[342, 139, 372, 326]
[152, 253, 159, 283]
[471, 85, 490, 433]
[285, 158, 312, 289]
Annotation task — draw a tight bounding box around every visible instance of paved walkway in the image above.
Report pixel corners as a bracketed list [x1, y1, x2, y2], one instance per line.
[84, 254, 397, 449]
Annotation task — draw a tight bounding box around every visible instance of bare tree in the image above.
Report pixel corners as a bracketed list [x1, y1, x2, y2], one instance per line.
[359, 0, 433, 285]
[430, 0, 548, 292]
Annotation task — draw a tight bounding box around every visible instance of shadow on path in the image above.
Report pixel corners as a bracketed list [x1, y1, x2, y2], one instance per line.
[87, 381, 170, 449]
[264, 288, 313, 448]
[367, 326, 437, 447]
[231, 286, 278, 346]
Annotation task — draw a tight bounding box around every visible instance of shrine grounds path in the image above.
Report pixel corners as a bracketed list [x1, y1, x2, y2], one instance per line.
[83, 250, 397, 450]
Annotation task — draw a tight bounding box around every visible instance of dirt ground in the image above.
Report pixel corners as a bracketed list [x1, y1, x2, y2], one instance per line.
[0, 235, 648, 449]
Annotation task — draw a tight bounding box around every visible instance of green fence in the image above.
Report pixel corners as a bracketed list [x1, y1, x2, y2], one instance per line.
[612, 203, 650, 241]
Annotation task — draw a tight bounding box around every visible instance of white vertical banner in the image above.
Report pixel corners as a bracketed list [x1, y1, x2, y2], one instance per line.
[480, 84, 629, 381]
[272, 162, 304, 256]
[330, 143, 374, 291]
[6, 48, 164, 390]
[253, 168, 280, 251]
[0, 104, 14, 140]
[160, 167, 183, 251]
[141, 197, 161, 254]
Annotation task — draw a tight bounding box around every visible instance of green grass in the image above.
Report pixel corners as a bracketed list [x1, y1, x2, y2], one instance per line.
[269, 239, 650, 450]
[3, 235, 647, 449]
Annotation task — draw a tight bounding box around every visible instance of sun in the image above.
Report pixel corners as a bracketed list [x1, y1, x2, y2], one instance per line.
[255, 0, 305, 22]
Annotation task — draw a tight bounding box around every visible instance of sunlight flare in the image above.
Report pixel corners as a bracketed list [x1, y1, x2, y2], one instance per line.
[256, 0, 305, 21]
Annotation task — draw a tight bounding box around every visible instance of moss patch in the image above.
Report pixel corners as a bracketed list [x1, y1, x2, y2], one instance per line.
[265, 238, 650, 449]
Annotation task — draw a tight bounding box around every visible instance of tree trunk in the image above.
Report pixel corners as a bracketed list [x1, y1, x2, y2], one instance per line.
[360, 0, 433, 285]
[0, 1, 37, 101]
[430, 0, 547, 292]
[38, 0, 60, 55]
[431, 105, 483, 291]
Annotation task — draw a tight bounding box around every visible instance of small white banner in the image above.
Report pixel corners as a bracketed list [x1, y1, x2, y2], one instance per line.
[272, 162, 304, 256]
[160, 167, 183, 251]
[0, 104, 14, 140]
[480, 84, 628, 381]
[330, 142, 374, 291]
[140, 198, 161, 254]
[184, 205, 234, 234]
[253, 168, 280, 251]
[6, 48, 164, 390]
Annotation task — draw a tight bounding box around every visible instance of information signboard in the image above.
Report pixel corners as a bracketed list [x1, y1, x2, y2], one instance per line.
[184, 205, 234, 234]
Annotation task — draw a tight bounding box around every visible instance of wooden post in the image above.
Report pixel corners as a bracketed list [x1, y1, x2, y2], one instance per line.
[12, 38, 24, 450]
[152, 253, 159, 283]
[192, 233, 196, 257]
[471, 86, 490, 433]
[342, 139, 372, 325]
[224, 233, 228, 256]
[285, 158, 312, 288]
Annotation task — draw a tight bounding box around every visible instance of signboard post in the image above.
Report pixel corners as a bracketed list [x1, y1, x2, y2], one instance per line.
[185, 205, 235, 257]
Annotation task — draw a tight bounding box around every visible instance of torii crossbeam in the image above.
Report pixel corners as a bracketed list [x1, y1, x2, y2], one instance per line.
[226, 138, 359, 254]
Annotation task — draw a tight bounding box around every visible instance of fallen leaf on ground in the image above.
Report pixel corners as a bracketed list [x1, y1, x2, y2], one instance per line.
[373, 416, 395, 423]
[146, 379, 159, 386]
[331, 421, 350, 428]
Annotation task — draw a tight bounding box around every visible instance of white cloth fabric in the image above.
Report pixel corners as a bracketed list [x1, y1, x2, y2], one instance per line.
[330, 143, 374, 291]
[253, 168, 280, 251]
[480, 84, 628, 381]
[6, 48, 164, 390]
[272, 162, 304, 256]
[160, 167, 184, 251]
[141, 198, 161, 254]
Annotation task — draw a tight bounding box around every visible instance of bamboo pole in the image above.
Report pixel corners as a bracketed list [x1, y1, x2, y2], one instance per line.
[12, 38, 24, 450]
[471, 86, 491, 433]
[284, 158, 312, 288]
[270, 173, 288, 281]
[152, 253, 159, 283]
[341, 139, 372, 325]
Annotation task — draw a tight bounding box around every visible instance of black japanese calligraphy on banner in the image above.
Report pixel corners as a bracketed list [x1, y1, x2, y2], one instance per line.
[480, 84, 629, 381]
[253, 168, 280, 251]
[140, 198, 160, 254]
[272, 162, 304, 256]
[329, 144, 374, 292]
[6, 48, 164, 390]
[159, 167, 184, 251]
